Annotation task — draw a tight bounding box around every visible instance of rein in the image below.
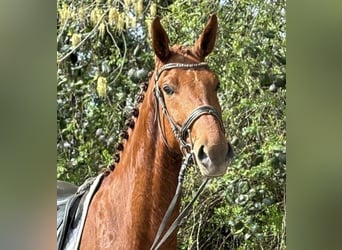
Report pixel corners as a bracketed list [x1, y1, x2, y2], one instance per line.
[150, 62, 224, 249]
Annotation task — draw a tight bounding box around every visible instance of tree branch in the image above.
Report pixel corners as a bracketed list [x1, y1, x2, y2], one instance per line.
[57, 9, 109, 64]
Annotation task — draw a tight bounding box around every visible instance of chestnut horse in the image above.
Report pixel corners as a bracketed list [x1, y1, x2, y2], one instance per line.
[80, 14, 233, 249]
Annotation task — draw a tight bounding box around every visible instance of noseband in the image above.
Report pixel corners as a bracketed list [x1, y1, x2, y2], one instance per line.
[153, 62, 224, 155]
[150, 62, 225, 249]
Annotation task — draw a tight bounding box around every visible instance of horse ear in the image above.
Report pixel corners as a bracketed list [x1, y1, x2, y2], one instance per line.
[194, 14, 218, 59]
[151, 17, 170, 62]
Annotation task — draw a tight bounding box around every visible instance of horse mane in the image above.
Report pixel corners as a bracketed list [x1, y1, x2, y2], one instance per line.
[100, 72, 153, 176]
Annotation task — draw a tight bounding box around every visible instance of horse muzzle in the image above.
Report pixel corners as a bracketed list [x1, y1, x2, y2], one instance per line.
[194, 141, 234, 177]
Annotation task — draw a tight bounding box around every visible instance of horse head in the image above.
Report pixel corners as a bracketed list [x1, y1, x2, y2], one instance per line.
[151, 14, 234, 177]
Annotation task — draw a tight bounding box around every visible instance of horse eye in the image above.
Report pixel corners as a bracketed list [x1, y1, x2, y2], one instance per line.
[162, 85, 174, 95]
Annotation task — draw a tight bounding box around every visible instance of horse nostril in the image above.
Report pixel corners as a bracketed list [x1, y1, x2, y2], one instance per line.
[197, 145, 208, 162]
[227, 142, 234, 160]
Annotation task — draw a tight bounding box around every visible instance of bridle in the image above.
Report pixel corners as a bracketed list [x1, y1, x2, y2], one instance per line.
[153, 62, 225, 155]
[150, 62, 225, 249]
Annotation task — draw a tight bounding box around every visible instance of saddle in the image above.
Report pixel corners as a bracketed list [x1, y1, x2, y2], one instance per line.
[57, 174, 104, 250]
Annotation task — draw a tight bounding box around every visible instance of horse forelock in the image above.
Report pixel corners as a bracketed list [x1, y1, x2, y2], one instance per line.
[153, 45, 206, 70]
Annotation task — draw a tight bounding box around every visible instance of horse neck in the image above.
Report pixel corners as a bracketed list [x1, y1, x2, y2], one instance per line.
[97, 80, 183, 247]
[116, 84, 183, 202]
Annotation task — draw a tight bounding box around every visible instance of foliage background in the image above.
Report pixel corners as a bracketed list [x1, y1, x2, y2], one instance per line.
[57, 0, 286, 249]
